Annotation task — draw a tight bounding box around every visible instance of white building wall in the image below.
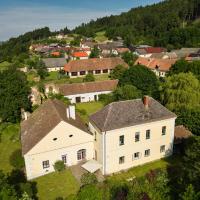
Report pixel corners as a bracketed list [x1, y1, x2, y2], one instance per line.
[65, 91, 112, 103]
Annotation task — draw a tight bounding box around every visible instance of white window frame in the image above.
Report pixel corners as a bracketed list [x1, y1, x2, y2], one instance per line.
[133, 152, 141, 160]
[119, 156, 125, 164]
[144, 149, 150, 157]
[160, 145, 165, 153]
[135, 132, 140, 142]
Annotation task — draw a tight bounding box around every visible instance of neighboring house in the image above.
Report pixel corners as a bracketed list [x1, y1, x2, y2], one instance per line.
[42, 58, 66, 72]
[89, 96, 176, 175]
[45, 80, 118, 103]
[51, 51, 61, 57]
[185, 53, 200, 61]
[64, 57, 128, 78]
[149, 52, 178, 60]
[135, 57, 177, 77]
[21, 100, 94, 180]
[116, 47, 130, 55]
[72, 52, 89, 60]
[59, 80, 118, 103]
[135, 47, 166, 57]
[171, 48, 200, 59]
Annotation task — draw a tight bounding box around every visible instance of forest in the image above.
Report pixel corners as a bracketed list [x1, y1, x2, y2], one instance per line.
[74, 0, 200, 48]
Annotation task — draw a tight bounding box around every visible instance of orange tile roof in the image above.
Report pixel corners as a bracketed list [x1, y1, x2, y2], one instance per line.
[135, 57, 177, 72]
[51, 51, 60, 56]
[64, 57, 128, 72]
[73, 51, 88, 58]
[144, 47, 166, 54]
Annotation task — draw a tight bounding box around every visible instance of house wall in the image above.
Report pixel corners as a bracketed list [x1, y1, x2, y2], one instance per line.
[152, 69, 166, 77]
[89, 118, 175, 175]
[24, 121, 94, 180]
[47, 66, 64, 72]
[65, 90, 112, 103]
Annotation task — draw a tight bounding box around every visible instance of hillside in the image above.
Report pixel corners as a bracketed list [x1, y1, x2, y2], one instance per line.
[74, 0, 200, 48]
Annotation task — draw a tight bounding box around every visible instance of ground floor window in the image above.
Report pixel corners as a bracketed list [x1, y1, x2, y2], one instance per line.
[71, 72, 78, 76]
[42, 160, 50, 169]
[119, 156, 125, 164]
[133, 152, 140, 160]
[62, 155, 67, 164]
[102, 69, 108, 73]
[77, 149, 86, 161]
[144, 149, 150, 157]
[95, 70, 101, 74]
[80, 71, 86, 75]
[160, 145, 165, 153]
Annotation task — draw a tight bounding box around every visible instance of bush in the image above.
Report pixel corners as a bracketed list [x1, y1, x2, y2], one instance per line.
[77, 108, 87, 115]
[80, 172, 97, 186]
[54, 160, 65, 172]
[9, 149, 24, 169]
[83, 74, 95, 82]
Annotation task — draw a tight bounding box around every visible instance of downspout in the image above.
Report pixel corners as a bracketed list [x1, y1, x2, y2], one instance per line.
[102, 131, 106, 175]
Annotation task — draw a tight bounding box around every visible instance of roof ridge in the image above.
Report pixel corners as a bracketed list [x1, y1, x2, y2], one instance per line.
[102, 103, 113, 131]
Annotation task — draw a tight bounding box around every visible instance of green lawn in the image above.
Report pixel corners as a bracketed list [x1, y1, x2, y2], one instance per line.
[76, 102, 104, 122]
[107, 156, 180, 183]
[34, 170, 79, 200]
[0, 123, 21, 172]
[44, 72, 110, 84]
[95, 31, 108, 43]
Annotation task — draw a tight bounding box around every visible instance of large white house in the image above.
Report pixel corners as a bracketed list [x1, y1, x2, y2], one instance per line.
[89, 96, 177, 175]
[21, 100, 93, 180]
[21, 96, 176, 180]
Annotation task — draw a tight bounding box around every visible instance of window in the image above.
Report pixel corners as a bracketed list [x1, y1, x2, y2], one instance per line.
[71, 72, 78, 76]
[133, 152, 140, 160]
[160, 145, 165, 153]
[53, 138, 57, 141]
[95, 70, 101, 74]
[135, 132, 140, 142]
[80, 71, 86, 75]
[69, 134, 73, 138]
[162, 126, 166, 135]
[62, 155, 67, 164]
[77, 149, 86, 161]
[146, 130, 150, 139]
[94, 132, 97, 141]
[144, 149, 150, 157]
[119, 156, 125, 164]
[119, 135, 124, 146]
[42, 160, 50, 169]
[103, 69, 108, 73]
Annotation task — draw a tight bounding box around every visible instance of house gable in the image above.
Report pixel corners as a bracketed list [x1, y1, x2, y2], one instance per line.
[26, 121, 93, 155]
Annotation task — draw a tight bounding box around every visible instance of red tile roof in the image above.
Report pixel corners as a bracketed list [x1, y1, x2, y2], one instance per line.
[64, 57, 128, 72]
[73, 51, 88, 58]
[135, 57, 177, 72]
[144, 47, 166, 54]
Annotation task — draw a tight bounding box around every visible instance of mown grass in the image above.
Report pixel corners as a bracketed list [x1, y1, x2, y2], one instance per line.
[0, 123, 21, 172]
[34, 170, 79, 200]
[76, 101, 104, 122]
[95, 31, 108, 43]
[107, 156, 181, 184]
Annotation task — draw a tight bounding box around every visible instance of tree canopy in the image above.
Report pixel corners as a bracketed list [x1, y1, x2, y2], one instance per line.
[0, 67, 31, 122]
[119, 65, 159, 97]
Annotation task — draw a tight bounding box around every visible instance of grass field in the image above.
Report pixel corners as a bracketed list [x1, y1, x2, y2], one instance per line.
[107, 156, 181, 183]
[35, 170, 79, 200]
[95, 31, 109, 43]
[76, 101, 104, 122]
[44, 72, 110, 84]
[0, 123, 21, 172]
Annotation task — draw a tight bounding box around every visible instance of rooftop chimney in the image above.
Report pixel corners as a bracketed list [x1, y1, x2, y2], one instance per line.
[143, 96, 149, 109]
[66, 105, 76, 120]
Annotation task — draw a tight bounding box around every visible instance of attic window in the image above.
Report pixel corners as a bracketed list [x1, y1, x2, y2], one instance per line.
[69, 134, 73, 138]
[53, 138, 57, 141]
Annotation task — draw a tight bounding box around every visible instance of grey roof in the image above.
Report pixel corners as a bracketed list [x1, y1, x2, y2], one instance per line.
[172, 48, 200, 58]
[89, 97, 176, 132]
[21, 99, 88, 155]
[42, 58, 66, 68]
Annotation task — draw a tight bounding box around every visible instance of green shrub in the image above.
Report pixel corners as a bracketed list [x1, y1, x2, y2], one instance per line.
[77, 108, 87, 115]
[9, 149, 24, 169]
[80, 172, 97, 186]
[83, 74, 95, 82]
[54, 160, 65, 172]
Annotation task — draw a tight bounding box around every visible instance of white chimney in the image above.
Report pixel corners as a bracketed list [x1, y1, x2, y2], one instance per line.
[66, 105, 76, 120]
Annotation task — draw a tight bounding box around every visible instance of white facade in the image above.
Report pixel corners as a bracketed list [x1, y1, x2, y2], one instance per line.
[89, 118, 176, 175]
[47, 66, 64, 72]
[24, 121, 94, 180]
[65, 91, 112, 104]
